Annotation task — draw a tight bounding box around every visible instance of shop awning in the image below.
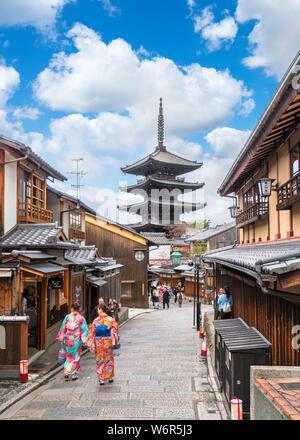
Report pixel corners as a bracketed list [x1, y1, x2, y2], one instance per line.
[86, 276, 107, 288]
[21, 263, 67, 275]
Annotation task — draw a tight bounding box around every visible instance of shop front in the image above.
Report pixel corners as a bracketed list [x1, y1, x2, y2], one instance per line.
[20, 263, 67, 352]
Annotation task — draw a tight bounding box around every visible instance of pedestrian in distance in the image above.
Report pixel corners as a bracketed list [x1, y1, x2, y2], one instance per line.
[216, 288, 224, 319]
[178, 291, 183, 308]
[163, 287, 170, 309]
[91, 297, 112, 323]
[86, 303, 119, 386]
[218, 286, 233, 320]
[152, 287, 159, 308]
[173, 285, 178, 303]
[56, 301, 89, 381]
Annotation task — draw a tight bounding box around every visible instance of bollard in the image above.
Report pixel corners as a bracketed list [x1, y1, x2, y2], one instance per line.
[201, 340, 207, 356]
[20, 360, 28, 382]
[230, 397, 243, 420]
[199, 326, 204, 338]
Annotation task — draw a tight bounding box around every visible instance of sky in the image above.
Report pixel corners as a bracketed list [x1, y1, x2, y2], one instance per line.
[0, 0, 299, 227]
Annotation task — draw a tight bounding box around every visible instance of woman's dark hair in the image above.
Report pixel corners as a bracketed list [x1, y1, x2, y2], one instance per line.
[70, 301, 80, 311]
[224, 286, 231, 298]
[98, 303, 107, 314]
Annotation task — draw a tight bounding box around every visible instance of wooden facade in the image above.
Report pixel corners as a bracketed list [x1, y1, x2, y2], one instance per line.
[85, 216, 149, 308]
[216, 267, 300, 366]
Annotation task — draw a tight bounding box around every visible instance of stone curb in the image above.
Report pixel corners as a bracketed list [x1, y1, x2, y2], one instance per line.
[0, 308, 156, 417]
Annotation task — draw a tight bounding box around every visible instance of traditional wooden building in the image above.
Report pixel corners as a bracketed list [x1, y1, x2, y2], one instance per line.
[85, 214, 150, 308]
[46, 186, 96, 244]
[203, 51, 300, 366]
[119, 99, 205, 232]
[0, 135, 66, 237]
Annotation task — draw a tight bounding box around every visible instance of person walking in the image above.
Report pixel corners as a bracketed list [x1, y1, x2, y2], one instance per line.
[173, 285, 178, 303]
[163, 287, 170, 310]
[218, 286, 233, 320]
[216, 288, 224, 319]
[91, 297, 112, 322]
[178, 290, 183, 308]
[152, 287, 159, 308]
[86, 303, 119, 386]
[56, 302, 88, 381]
[111, 299, 120, 323]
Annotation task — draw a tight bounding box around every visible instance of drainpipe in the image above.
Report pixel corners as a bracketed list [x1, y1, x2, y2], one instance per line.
[0, 154, 29, 167]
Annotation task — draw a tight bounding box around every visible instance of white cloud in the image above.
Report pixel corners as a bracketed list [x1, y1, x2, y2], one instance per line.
[0, 0, 73, 32]
[236, 0, 300, 78]
[98, 0, 120, 17]
[0, 63, 20, 108]
[33, 23, 254, 136]
[181, 127, 251, 225]
[13, 106, 41, 120]
[192, 6, 238, 52]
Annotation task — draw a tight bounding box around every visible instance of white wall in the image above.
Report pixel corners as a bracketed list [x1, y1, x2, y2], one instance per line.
[150, 245, 171, 261]
[4, 150, 17, 233]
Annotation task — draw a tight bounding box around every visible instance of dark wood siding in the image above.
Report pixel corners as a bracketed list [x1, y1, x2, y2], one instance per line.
[216, 266, 300, 366]
[86, 222, 148, 308]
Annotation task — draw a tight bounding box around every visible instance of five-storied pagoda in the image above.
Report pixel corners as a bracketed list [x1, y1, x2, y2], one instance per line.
[119, 99, 205, 233]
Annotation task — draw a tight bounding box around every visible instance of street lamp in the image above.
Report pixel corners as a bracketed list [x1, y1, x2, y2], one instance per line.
[228, 205, 239, 219]
[171, 248, 182, 267]
[257, 178, 276, 198]
[194, 254, 201, 331]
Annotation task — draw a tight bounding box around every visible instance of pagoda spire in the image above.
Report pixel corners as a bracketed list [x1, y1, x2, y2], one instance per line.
[157, 97, 166, 151]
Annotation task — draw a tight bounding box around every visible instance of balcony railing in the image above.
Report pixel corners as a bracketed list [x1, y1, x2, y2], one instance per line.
[69, 228, 86, 241]
[277, 173, 300, 210]
[236, 201, 269, 228]
[18, 202, 54, 223]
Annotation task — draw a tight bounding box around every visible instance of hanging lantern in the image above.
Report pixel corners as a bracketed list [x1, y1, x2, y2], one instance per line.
[231, 397, 243, 420]
[257, 178, 275, 198]
[228, 205, 239, 219]
[171, 248, 182, 267]
[201, 340, 207, 356]
[194, 254, 201, 267]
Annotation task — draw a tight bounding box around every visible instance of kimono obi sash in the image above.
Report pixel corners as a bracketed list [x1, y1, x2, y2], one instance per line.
[95, 324, 111, 338]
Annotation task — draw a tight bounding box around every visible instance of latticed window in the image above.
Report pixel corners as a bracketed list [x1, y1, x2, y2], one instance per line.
[69, 211, 82, 231]
[290, 146, 300, 177]
[32, 175, 45, 208]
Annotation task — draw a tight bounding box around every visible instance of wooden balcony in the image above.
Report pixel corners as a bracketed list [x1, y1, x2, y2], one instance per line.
[69, 228, 86, 241]
[236, 201, 269, 228]
[277, 174, 300, 210]
[18, 202, 54, 223]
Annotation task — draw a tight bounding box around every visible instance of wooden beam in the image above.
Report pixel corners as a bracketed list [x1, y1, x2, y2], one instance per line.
[278, 270, 300, 289]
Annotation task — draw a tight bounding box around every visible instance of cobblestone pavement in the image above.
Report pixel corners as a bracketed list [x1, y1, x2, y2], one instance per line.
[1, 302, 225, 420]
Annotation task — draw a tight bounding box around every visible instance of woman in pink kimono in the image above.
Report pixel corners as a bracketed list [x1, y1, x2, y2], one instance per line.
[86, 303, 119, 385]
[56, 302, 88, 381]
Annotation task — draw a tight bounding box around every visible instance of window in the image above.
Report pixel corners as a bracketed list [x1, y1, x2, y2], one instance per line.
[243, 189, 253, 210]
[32, 175, 45, 208]
[290, 146, 300, 177]
[69, 210, 82, 231]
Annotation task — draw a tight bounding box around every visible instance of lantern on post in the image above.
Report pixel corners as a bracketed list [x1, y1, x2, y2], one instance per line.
[228, 205, 239, 219]
[171, 248, 182, 267]
[257, 178, 276, 198]
[230, 397, 243, 420]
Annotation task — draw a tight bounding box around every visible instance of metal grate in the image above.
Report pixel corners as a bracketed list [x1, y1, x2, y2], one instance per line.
[279, 382, 300, 391]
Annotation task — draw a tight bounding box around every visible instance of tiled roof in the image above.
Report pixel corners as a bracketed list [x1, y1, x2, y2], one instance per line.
[142, 232, 190, 246]
[203, 241, 300, 275]
[47, 186, 96, 215]
[0, 135, 66, 181]
[186, 222, 236, 242]
[65, 246, 97, 261]
[0, 223, 78, 250]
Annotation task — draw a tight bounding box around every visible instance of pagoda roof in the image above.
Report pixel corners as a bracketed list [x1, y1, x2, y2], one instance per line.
[126, 222, 180, 233]
[118, 199, 206, 212]
[121, 148, 203, 177]
[120, 176, 205, 193]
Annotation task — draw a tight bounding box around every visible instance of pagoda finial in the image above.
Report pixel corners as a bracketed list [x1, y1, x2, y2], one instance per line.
[157, 97, 165, 150]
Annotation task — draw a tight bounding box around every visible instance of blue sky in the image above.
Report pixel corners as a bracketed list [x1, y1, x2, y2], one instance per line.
[0, 0, 299, 225]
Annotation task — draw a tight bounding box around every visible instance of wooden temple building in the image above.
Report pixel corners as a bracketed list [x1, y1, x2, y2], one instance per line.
[119, 99, 205, 233]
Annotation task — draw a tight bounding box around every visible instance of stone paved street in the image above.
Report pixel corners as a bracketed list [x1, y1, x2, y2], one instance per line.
[0, 302, 225, 420]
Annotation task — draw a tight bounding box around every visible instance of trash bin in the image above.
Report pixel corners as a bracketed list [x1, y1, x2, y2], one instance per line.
[0, 316, 29, 379]
[222, 327, 272, 419]
[213, 318, 249, 388]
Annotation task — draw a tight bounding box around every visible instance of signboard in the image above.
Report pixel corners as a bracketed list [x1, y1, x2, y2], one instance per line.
[48, 277, 64, 290]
